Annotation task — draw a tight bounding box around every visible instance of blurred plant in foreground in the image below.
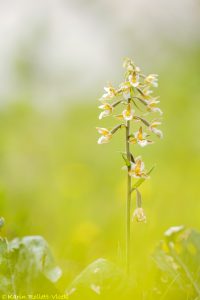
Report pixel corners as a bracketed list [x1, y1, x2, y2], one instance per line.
[96, 57, 163, 273]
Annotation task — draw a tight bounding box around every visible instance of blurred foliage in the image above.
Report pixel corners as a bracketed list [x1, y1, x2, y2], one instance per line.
[0, 48, 200, 298]
[66, 258, 129, 299]
[0, 235, 61, 295]
[154, 226, 200, 300]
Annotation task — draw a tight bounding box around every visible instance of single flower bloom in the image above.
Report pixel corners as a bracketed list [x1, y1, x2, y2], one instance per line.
[140, 87, 153, 100]
[145, 74, 158, 87]
[132, 207, 146, 223]
[99, 84, 116, 101]
[96, 127, 112, 144]
[128, 156, 147, 178]
[122, 103, 135, 121]
[123, 57, 135, 70]
[146, 99, 163, 115]
[98, 103, 113, 119]
[148, 121, 163, 138]
[129, 126, 153, 147]
[120, 82, 131, 100]
[128, 67, 140, 87]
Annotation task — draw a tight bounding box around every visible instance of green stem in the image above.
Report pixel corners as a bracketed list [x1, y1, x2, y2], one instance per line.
[125, 99, 131, 274]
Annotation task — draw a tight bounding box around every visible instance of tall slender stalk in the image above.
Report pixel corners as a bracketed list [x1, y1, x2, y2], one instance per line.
[96, 57, 162, 275]
[125, 99, 131, 273]
[126, 132, 131, 271]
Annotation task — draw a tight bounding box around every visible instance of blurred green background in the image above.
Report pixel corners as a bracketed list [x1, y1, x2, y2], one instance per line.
[0, 0, 200, 295]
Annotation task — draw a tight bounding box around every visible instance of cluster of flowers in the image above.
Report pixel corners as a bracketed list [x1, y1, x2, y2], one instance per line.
[96, 58, 163, 222]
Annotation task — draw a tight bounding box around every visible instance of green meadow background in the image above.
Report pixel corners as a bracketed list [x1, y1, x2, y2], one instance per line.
[0, 1, 200, 297]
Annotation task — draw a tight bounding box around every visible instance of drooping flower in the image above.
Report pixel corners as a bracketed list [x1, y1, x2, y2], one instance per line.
[99, 85, 116, 101]
[122, 103, 135, 121]
[129, 126, 153, 147]
[98, 103, 113, 119]
[132, 207, 146, 223]
[128, 156, 147, 178]
[148, 121, 163, 138]
[96, 127, 112, 144]
[145, 74, 158, 87]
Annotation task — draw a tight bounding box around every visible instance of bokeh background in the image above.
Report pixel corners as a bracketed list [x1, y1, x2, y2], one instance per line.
[0, 0, 200, 292]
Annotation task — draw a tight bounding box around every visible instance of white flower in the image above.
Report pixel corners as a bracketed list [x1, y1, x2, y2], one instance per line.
[120, 82, 131, 100]
[132, 207, 146, 223]
[128, 156, 147, 178]
[98, 103, 113, 119]
[145, 74, 158, 87]
[129, 126, 153, 147]
[123, 57, 136, 71]
[140, 87, 153, 100]
[99, 85, 116, 101]
[129, 71, 140, 88]
[96, 127, 112, 144]
[122, 103, 135, 121]
[149, 121, 163, 138]
[146, 99, 163, 115]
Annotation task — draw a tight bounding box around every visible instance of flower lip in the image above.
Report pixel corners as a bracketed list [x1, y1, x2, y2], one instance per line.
[128, 156, 148, 178]
[98, 135, 112, 144]
[122, 103, 135, 121]
[128, 73, 140, 88]
[129, 127, 153, 147]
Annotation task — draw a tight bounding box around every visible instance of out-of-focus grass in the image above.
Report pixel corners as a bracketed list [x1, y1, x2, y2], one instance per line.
[0, 49, 200, 297]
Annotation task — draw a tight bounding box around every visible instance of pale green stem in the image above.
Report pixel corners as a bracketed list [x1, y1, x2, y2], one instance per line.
[125, 98, 131, 274]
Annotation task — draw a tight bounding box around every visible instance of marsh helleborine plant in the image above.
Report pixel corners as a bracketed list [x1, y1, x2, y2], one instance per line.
[96, 57, 163, 273]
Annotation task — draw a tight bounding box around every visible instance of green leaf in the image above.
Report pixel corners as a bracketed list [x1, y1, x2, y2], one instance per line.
[0, 238, 15, 294]
[66, 258, 129, 299]
[121, 153, 131, 167]
[0, 236, 62, 294]
[153, 227, 200, 298]
[131, 165, 155, 192]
